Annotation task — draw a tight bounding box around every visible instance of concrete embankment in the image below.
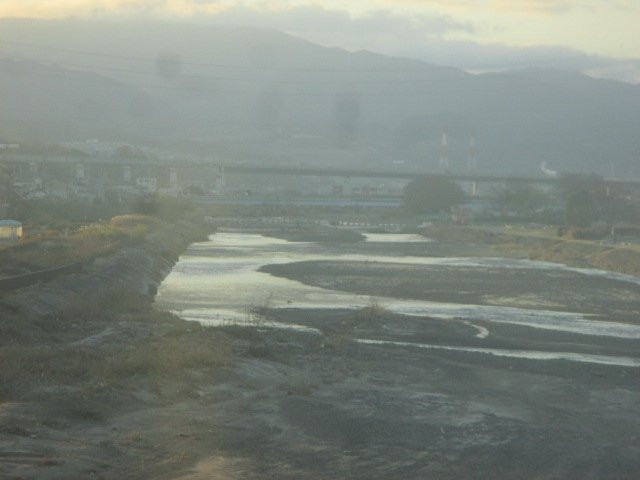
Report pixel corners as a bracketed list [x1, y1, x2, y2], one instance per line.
[0, 218, 232, 480]
[1, 219, 210, 321]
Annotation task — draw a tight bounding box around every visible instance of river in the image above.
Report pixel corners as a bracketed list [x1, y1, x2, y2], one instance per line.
[155, 231, 640, 368]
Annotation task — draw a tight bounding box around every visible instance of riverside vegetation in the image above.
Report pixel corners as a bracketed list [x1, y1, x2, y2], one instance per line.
[0, 209, 242, 479]
[424, 224, 640, 277]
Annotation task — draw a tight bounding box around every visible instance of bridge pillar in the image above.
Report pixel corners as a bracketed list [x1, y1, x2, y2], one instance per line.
[439, 132, 449, 172]
[218, 164, 225, 190]
[467, 134, 477, 172]
[169, 167, 178, 187]
[75, 163, 85, 181]
[343, 177, 351, 195]
[210, 163, 225, 192]
[123, 165, 131, 183]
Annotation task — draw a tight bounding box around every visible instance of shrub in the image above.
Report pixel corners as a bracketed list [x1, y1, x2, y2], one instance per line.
[109, 215, 160, 228]
[403, 175, 465, 214]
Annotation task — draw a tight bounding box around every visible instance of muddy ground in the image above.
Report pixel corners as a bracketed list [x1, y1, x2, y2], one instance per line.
[2, 226, 640, 479]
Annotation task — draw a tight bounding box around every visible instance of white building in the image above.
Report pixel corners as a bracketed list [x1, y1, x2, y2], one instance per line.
[136, 177, 158, 193]
[0, 220, 22, 242]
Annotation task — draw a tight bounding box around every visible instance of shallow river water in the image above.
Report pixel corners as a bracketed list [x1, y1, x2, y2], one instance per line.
[155, 232, 640, 367]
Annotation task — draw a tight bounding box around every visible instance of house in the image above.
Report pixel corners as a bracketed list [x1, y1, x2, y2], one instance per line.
[136, 177, 158, 193]
[0, 220, 22, 243]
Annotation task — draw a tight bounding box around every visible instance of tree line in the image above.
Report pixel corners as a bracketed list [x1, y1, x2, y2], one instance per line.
[402, 173, 639, 227]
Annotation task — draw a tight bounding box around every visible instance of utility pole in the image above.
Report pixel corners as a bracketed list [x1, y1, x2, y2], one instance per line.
[468, 134, 477, 172]
[0, 160, 16, 217]
[468, 134, 478, 196]
[439, 132, 449, 172]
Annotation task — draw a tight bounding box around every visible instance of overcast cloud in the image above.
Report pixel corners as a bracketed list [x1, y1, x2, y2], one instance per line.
[202, 4, 639, 82]
[0, 0, 638, 83]
[211, 5, 475, 37]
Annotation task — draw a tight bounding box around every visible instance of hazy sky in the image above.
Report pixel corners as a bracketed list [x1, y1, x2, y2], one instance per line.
[0, 1, 638, 61]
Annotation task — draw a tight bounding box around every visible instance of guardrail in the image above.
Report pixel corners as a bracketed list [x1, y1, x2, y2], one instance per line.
[0, 262, 84, 293]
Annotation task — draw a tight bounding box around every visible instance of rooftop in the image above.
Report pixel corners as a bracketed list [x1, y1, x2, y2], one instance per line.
[0, 220, 22, 227]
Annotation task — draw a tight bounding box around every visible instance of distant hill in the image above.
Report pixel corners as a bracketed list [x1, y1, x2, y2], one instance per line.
[0, 57, 174, 143]
[1, 19, 639, 176]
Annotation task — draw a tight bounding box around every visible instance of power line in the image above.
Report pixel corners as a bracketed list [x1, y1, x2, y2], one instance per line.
[4, 39, 628, 88]
[0, 39, 438, 73]
[8, 58, 476, 85]
[3, 38, 631, 77]
[2, 40, 638, 118]
[0, 61, 560, 98]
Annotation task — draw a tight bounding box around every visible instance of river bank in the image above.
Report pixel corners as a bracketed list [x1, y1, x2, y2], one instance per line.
[0, 216, 245, 479]
[424, 224, 640, 276]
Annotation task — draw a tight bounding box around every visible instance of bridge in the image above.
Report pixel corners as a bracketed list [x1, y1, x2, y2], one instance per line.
[223, 164, 560, 185]
[3, 152, 640, 190]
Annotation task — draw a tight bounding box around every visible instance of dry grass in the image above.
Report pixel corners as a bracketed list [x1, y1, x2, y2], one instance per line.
[324, 298, 390, 351]
[1, 215, 161, 273]
[56, 286, 152, 323]
[165, 450, 190, 465]
[109, 215, 160, 229]
[425, 224, 640, 276]
[0, 286, 154, 347]
[355, 297, 391, 322]
[103, 334, 232, 377]
[0, 330, 232, 401]
[492, 232, 640, 275]
[0, 281, 233, 402]
[121, 431, 143, 444]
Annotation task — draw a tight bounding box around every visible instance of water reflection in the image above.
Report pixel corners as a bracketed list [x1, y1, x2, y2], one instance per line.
[357, 339, 640, 368]
[155, 233, 640, 341]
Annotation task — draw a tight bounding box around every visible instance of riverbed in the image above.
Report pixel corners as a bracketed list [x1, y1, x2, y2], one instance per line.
[154, 229, 640, 479]
[156, 231, 640, 362]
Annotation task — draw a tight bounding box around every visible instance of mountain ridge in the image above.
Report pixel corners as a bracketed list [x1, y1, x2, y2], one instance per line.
[1, 20, 639, 176]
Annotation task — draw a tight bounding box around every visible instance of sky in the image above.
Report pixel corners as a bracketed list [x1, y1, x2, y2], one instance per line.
[0, 1, 639, 77]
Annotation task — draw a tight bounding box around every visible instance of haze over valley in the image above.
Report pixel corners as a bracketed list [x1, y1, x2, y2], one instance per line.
[2, 19, 640, 176]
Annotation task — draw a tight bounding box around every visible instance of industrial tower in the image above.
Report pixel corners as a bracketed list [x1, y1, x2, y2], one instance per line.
[468, 134, 477, 172]
[439, 132, 449, 172]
